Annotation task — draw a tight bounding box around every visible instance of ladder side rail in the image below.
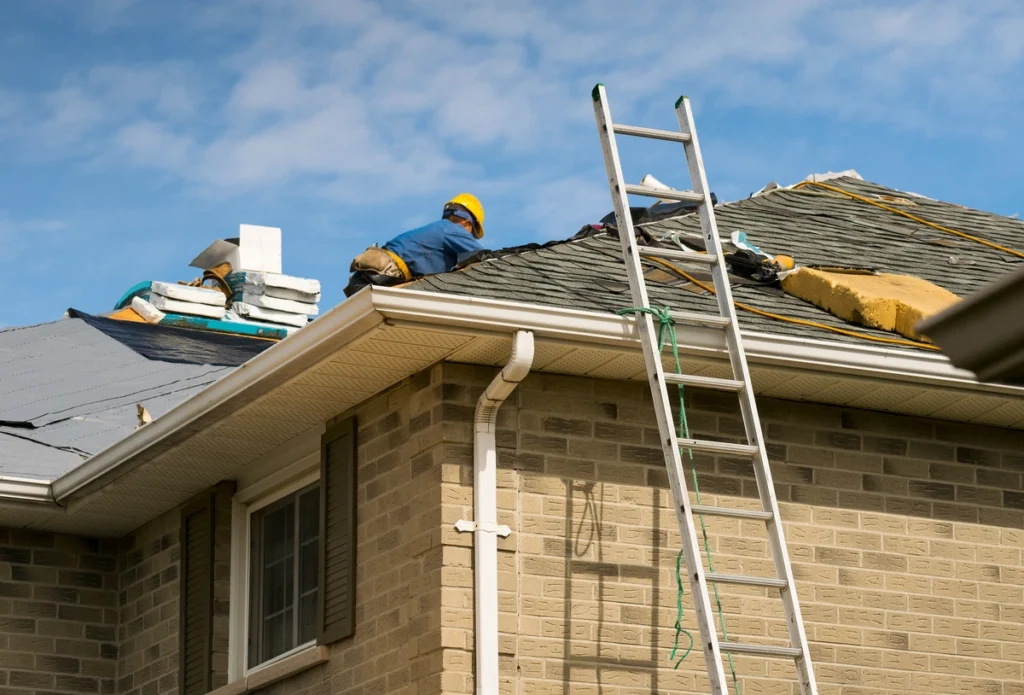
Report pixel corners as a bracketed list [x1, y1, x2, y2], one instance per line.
[593, 85, 730, 694]
[675, 96, 819, 695]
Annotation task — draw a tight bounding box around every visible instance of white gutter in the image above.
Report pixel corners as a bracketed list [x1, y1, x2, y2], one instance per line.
[50, 291, 383, 503]
[37, 286, 1024, 512]
[371, 288, 1024, 397]
[456, 330, 535, 695]
[0, 476, 60, 509]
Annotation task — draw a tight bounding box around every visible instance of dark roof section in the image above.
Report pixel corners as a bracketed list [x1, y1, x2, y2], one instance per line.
[411, 177, 1024, 347]
[69, 310, 273, 367]
[918, 265, 1024, 384]
[0, 315, 266, 481]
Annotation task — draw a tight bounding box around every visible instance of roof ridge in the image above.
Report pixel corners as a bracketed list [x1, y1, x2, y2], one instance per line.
[454, 190, 771, 271]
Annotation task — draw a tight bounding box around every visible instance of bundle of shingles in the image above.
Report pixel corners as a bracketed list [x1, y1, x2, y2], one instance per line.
[134, 281, 227, 319]
[226, 271, 321, 328]
[113, 225, 322, 341]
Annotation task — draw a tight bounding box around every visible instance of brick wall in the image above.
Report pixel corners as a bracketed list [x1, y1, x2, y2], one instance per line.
[249, 366, 448, 694]
[0, 529, 118, 694]
[0, 367, 446, 695]
[116, 483, 233, 695]
[7, 362, 1021, 695]
[438, 364, 1024, 695]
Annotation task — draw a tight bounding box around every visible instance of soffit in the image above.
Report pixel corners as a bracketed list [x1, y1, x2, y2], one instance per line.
[11, 316, 1024, 537]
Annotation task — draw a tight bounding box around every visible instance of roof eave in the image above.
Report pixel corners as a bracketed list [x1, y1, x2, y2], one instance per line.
[370, 288, 1020, 396]
[13, 286, 1018, 513]
[0, 476, 58, 509]
[49, 289, 382, 505]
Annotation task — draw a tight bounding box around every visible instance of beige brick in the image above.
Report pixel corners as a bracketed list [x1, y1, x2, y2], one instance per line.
[931, 578, 978, 600]
[911, 672, 958, 690]
[930, 654, 976, 676]
[883, 573, 931, 594]
[860, 514, 907, 535]
[956, 677, 1004, 695]
[836, 530, 882, 551]
[838, 568, 883, 589]
[908, 556, 955, 577]
[977, 544, 1021, 565]
[955, 599, 1001, 621]
[862, 590, 907, 612]
[883, 535, 930, 556]
[90, 370, 1024, 694]
[811, 508, 860, 528]
[886, 612, 932, 632]
[956, 638, 1001, 659]
[882, 650, 930, 671]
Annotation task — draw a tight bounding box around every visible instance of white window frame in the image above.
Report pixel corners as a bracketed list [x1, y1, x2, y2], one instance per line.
[228, 439, 322, 681]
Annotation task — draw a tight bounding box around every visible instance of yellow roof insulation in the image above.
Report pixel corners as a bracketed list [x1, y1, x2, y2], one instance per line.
[780, 268, 960, 342]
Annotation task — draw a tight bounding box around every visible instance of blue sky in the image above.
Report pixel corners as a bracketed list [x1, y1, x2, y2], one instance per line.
[2, 0, 1022, 327]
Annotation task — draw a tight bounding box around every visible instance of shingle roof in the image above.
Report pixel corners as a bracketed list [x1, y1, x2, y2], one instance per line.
[0, 314, 271, 481]
[410, 177, 1024, 347]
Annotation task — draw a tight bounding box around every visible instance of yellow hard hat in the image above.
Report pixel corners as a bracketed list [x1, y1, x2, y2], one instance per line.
[444, 193, 485, 238]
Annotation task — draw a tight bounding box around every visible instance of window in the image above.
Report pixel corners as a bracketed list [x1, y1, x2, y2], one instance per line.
[247, 482, 321, 667]
[225, 415, 358, 680]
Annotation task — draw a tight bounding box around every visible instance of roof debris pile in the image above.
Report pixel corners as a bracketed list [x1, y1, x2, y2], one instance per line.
[106, 224, 320, 341]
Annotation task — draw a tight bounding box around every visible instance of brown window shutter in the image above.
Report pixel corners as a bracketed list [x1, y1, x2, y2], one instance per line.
[318, 416, 357, 645]
[180, 491, 214, 695]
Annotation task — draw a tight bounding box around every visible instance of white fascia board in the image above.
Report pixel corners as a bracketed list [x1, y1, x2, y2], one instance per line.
[39, 285, 1024, 511]
[370, 287, 1024, 397]
[50, 290, 383, 503]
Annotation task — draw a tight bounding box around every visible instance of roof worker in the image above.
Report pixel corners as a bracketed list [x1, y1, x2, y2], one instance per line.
[343, 194, 485, 297]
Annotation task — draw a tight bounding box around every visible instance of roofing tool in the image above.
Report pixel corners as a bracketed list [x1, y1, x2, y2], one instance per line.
[592, 84, 818, 695]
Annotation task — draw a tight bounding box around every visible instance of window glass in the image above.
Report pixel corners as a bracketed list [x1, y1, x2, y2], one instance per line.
[249, 482, 320, 667]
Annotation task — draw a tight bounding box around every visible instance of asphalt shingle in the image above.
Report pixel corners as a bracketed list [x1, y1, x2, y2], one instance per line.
[411, 177, 1024, 348]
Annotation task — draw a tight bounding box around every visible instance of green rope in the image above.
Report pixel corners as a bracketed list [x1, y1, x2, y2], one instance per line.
[617, 306, 741, 695]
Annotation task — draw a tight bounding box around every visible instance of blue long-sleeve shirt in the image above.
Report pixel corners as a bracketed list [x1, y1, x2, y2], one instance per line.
[383, 219, 483, 277]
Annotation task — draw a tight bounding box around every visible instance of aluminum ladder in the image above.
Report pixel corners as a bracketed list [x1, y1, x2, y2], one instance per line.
[591, 84, 817, 695]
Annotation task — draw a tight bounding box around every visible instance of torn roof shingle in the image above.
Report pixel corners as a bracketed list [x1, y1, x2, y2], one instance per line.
[0, 314, 271, 481]
[410, 177, 1024, 348]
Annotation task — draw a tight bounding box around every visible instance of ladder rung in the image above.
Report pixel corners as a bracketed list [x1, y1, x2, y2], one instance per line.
[638, 246, 717, 266]
[623, 184, 704, 203]
[720, 642, 803, 659]
[664, 373, 744, 392]
[612, 123, 692, 143]
[689, 504, 773, 522]
[679, 438, 758, 457]
[705, 572, 787, 589]
[666, 310, 730, 329]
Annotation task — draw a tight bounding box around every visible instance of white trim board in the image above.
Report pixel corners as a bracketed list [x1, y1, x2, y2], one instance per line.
[9, 285, 1024, 535]
[228, 466, 321, 680]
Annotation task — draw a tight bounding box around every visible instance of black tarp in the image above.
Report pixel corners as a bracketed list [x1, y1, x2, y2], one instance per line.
[68, 309, 274, 367]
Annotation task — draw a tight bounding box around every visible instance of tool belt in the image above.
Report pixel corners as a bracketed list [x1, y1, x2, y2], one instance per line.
[350, 246, 412, 281]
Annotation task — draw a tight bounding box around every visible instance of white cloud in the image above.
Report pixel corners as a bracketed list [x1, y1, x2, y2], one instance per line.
[39, 87, 105, 146]
[115, 120, 195, 170]
[520, 176, 611, 239]
[2, 0, 1023, 222]
[0, 215, 68, 262]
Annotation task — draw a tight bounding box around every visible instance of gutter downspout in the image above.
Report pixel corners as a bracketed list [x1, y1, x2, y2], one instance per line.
[457, 330, 535, 695]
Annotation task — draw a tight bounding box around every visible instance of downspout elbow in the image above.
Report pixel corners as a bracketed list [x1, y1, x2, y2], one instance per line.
[475, 330, 535, 429]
